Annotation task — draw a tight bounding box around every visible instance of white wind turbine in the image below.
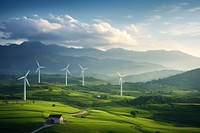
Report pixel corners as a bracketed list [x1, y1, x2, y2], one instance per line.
[35, 60, 46, 83]
[18, 70, 30, 101]
[117, 72, 126, 96]
[61, 63, 71, 85]
[79, 64, 88, 86]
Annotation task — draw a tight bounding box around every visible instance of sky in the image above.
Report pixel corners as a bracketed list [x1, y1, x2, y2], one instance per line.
[0, 0, 200, 57]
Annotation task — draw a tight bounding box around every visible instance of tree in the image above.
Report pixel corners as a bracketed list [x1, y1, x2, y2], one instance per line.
[130, 111, 138, 117]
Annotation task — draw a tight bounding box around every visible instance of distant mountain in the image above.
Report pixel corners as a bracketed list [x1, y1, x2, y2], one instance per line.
[124, 70, 183, 83]
[104, 48, 200, 70]
[136, 68, 200, 90]
[0, 41, 166, 76]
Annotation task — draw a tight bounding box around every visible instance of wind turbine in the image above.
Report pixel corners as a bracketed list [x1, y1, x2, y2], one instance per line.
[79, 64, 88, 86]
[35, 60, 46, 83]
[18, 70, 30, 101]
[117, 72, 126, 96]
[61, 63, 71, 85]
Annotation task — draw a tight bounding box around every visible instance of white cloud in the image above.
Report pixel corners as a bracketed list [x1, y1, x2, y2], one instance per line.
[188, 7, 200, 12]
[174, 16, 184, 19]
[36, 19, 62, 32]
[0, 31, 11, 38]
[0, 14, 138, 49]
[124, 15, 133, 19]
[92, 22, 138, 47]
[168, 5, 181, 13]
[146, 15, 161, 21]
[153, 3, 187, 13]
[63, 40, 80, 44]
[125, 24, 139, 34]
[164, 22, 200, 36]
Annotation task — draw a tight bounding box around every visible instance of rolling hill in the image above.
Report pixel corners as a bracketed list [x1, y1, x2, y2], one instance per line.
[124, 70, 183, 83]
[132, 68, 200, 90]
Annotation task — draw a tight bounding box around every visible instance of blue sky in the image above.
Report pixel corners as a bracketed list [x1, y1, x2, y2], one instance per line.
[0, 0, 200, 57]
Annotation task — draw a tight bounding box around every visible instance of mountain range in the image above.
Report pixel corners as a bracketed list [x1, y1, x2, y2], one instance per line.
[0, 41, 200, 80]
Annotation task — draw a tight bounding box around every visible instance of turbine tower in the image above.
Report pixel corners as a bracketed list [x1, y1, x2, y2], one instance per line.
[117, 72, 126, 96]
[79, 64, 88, 86]
[35, 60, 46, 83]
[18, 70, 30, 101]
[61, 63, 71, 85]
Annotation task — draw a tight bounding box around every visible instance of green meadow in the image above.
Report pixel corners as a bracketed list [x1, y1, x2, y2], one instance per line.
[0, 77, 200, 133]
[0, 100, 199, 133]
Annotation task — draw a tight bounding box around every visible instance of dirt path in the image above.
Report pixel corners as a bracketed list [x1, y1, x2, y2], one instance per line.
[30, 124, 54, 133]
[71, 110, 88, 117]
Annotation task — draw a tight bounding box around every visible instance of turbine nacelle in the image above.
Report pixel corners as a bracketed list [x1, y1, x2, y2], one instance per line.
[61, 63, 71, 75]
[35, 60, 46, 73]
[18, 70, 30, 86]
[79, 64, 88, 76]
[117, 71, 126, 84]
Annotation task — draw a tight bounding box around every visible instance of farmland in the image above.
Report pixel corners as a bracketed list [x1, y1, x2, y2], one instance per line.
[0, 79, 200, 133]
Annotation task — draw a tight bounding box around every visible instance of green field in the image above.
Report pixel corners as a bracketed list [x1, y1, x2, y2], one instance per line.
[0, 100, 200, 133]
[0, 78, 200, 133]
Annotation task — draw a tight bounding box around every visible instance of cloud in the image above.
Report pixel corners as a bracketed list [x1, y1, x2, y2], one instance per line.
[124, 15, 133, 19]
[125, 24, 139, 34]
[0, 31, 10, 38]
[174, 16, 184, 19]
[188, 7, 200, 12]
[161, 22, 200, 36]
[168, 5, 181, 13]
[153, 3, 187, 13]
[146, 15, 161, 21]
[0, 14, 138, 49]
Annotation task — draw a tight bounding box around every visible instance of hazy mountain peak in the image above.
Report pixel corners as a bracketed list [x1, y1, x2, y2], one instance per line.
[20, 41, 44, 46]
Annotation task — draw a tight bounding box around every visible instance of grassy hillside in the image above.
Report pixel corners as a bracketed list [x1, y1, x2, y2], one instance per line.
[148, 68, 200, 90]
[0, 100, 200, 133]
[0, 72, 200, 133]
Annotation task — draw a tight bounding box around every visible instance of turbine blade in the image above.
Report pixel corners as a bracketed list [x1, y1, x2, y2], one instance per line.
[60, 68, 66, 71]
[67, 69, 71, 75]
[36, 60, 40, 67]
[25, 70, 30, 77]
[25, 78, 30, 86]
[67, 63, 70, 69]
[79, 64, 83, 69]
[83, 68, 88, 71]
[116, 71, 121, 77]
[18, 76, 25, 80]
[35, 68, 39, 73]
[81, 70, 83, 76]
[122, 75, 127, 78]
[40, 66, 46, 69]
